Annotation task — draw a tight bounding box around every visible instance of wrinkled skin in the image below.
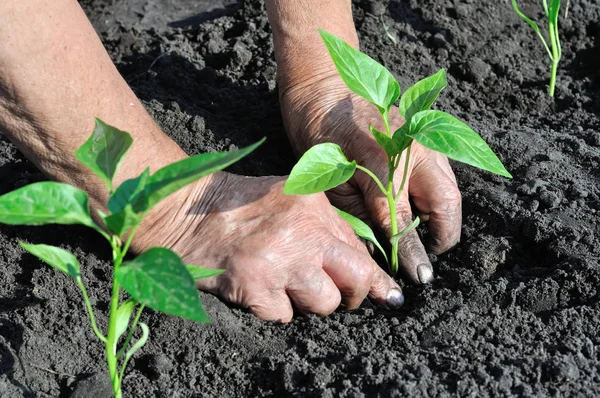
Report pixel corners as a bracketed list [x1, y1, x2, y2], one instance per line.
[139, 173, 404, 323]
[280, 75, 463, 283]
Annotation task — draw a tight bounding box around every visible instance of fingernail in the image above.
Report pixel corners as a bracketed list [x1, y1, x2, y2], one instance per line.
[417, 264, 434, 284]
[386, 289, 405, 309]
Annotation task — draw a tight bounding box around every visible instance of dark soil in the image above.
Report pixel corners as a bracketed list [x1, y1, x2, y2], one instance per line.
[1, 0, 600, 396]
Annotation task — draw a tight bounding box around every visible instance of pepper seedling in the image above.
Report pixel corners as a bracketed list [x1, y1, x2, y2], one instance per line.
[284, 30, 511, 277]
[0, 119, 264, 397]
[512, 0, 562, 96]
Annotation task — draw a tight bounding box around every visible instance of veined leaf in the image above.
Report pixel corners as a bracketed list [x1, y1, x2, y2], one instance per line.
[104, 205, 141, 237]
[108, 168, 150, 214]
[20, 243, 81, 280]
[391, 124, 413, 154]
[284, 143, 356, 195]
[132, 139, 264, 213]
[74, 119, 133, 192]
[319, 30, 400, 113]
[116, 248, 209, 323]
[369, 125, 403, 158]
[408, 110, 512, 178]
[0, 182, 95, 227]
[399, 69, 447, 121]
[185, 265, 225, 281]
[334, 208, 388, 264]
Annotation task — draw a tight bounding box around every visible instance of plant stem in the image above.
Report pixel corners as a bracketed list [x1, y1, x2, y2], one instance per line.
[386, 159, 399, 276]
[117, 304, 145, 358]
[548, 19, 561, 97]
[77, 280, 107, 343]
[106, 237, 123, 398]
[105, 226, 140, 397]
[356, 165, 387, 196]
[394, 144, 412, 202]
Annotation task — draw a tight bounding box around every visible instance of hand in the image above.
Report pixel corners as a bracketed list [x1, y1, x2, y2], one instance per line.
[136, 172, 404, 322]
[280, 76, 462, 284]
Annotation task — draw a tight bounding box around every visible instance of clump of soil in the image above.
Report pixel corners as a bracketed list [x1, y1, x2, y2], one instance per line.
[1, 0, 599, 396]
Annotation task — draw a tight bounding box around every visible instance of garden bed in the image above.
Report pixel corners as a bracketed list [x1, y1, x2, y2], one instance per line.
[1, 0, 599, 396]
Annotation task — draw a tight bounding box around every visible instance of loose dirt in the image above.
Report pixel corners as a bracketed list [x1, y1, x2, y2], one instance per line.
[1, 0, 599, 396]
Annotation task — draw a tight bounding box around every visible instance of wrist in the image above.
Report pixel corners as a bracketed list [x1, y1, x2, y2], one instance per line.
[131, 171, 228, 254]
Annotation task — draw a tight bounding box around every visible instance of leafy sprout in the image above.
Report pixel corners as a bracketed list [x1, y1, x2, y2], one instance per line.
[0, 119, 264, 397]
[511, 0, 562, 96]
[284, 30, 511, 277]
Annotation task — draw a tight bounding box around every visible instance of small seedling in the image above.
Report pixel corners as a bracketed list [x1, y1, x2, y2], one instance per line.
[512, 0, 562, 96]
[0, 119, 263, 397]
[284, 30, 511, 277]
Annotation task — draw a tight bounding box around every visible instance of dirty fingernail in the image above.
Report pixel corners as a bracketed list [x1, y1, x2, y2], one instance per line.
[417, 264, 434, 284]
[386, 289, 405, 309]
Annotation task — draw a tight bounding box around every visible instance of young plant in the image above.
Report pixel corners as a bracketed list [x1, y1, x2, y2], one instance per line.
[284, 30, 511, 277]
[0, 119, 263, 397]
[512, 0, 562, 96]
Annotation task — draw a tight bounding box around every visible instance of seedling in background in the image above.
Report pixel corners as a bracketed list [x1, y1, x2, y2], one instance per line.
[0, 119, 263, 398]
[284, 30, 511, 277]
[512, 0, 562, 96]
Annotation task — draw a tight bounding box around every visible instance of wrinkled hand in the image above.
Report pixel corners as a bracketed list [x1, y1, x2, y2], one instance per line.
[280, 76, 462, 284]
[137, 173, 404, 322]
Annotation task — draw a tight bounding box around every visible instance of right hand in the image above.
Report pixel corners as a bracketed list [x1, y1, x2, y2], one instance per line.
[136, 172, 404, 322]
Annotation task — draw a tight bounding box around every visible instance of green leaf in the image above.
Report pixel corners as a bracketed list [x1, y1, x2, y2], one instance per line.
[511, 0, 553, 58]
[108, 168, 150, 214]
[391, 124, 413, 154]
[116, 247, 209, 323]
[115, 299, 137, 340]
[284, 143, 357, 195]
[369, 125, 402, 158]
[408, 110, 512, 178]
[20, 243, 81, 280]
[548, 0, 561, 23]
[185, 265, 225, 281]
[121, 322, 149, 376]
[399, 69, 447, 122]
[0, 182, 96, 228]
[390, 217, 420, 246]
[104, 205, 141, 237]
[74, 118, 133, 192]
[132, 139, 264, 213]
[319, 30, 400, 113]
[334, 208, 388, 264]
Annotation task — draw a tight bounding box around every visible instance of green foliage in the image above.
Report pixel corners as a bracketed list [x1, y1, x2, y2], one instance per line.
[117, 248, 209, 323]
[132, 138, 265, 213]
[334, 208, 388, 263]
[399, 69, 447, 122]
[319, 29, 400, 113]
[0, 182, 96, 228]
[285, 30, 511, 276]
[408, 110, 512, 178]
[283, 143, 356, 195]
[75, 119, 133, 192]
[511, 0, 562, 96]
[115, 299, 137, 340]
[389, 217, 420, 246]
[0, 118, 262, 397]
[20, 243, 81, 280]
[186, 265, 226, 281]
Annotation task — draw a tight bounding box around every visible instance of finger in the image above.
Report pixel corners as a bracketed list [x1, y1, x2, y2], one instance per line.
[247, 291, 295, 323]
[410, 156, 462, 255]
[368, 266, 405, 309]
[286, 267, 341, 316]
[322, 240, 376, 309]
[361, 183, 434, 285]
